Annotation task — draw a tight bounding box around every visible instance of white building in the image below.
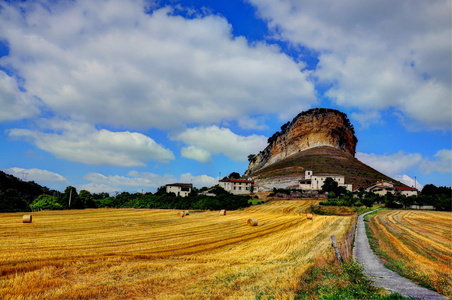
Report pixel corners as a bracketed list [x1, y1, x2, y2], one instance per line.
[165, 183, 193, 197]
[219, 178, 254, 195]
[365, 180, 418, 197]
[299, 170, 352, 192]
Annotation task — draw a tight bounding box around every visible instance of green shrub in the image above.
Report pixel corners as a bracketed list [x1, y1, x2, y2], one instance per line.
[30, 195, 63, 210]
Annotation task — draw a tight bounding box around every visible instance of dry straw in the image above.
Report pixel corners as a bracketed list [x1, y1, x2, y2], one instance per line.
[184, 210, 190, 215]
[23, 215, 32, 223]
[307, 213, 313, 220]
[177, 211, 185, 218]
[220, 210, 226, 216]
[247, 218, 258, 226]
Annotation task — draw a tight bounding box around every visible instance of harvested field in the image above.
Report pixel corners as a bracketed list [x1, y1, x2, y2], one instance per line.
[0, 201, 352, 299]
[367, 210, 452, 298]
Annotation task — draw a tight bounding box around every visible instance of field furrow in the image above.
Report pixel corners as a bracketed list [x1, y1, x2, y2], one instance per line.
[0, 201, 352, 299]
[368, 210, 452, 299]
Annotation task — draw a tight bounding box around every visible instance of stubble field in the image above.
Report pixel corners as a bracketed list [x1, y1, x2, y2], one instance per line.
[0, 201, 352, 299]
[367, 210, 452, 299]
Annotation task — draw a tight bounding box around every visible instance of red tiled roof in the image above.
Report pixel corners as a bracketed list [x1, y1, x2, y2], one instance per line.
[395, 186, 418, 191]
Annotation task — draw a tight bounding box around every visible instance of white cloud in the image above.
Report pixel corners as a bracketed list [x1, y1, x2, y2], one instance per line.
[420, 149, 452, 174]
[356, 151, 423, 176]
[181, 146, 212, 163]
[8, 119, 174, 167]
[350, 111, 381, 129]
[80, 171, 216, 193]
[393, 174, 424, 190]
[237, 117, 269, 130]
[3, 167, 68, 183]
[0, 71, 41, 122]
[173, 125, 268, 162]
[357, 149, 451, 187]
[0, 0, 316, 129]
[180, 173, 217, 188]
[250, 0, 451, 130]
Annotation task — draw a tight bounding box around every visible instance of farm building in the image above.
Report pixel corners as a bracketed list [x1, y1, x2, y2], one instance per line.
[365, 180, 418, 196]
[166, 183, 193, 197]
[299, 170, 353, 191]
[219, 178, 254, 195]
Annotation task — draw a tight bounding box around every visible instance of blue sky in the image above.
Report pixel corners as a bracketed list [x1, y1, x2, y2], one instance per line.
[0, 0, 450, 194]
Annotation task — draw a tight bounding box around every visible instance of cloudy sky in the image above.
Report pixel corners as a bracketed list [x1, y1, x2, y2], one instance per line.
[1, 0, 450, 194]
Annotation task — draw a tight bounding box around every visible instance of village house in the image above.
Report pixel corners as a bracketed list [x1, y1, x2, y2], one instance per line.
[165, 183, 193, 197]
[365, 180, 418, 197]
[299, 170, 353, 191]
[219, 178, 254, 195]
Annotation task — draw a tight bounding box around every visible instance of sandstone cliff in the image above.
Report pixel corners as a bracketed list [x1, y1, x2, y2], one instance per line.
[245, 108, 358, 177]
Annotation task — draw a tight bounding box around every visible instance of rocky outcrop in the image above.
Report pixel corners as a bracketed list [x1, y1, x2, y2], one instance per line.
[245, 108, 358, 177]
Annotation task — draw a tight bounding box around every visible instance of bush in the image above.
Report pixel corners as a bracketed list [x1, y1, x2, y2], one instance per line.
[30, 195, 63, 210]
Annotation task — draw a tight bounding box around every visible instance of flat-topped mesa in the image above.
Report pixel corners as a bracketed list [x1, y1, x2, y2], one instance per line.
[245, 108, 358, 176]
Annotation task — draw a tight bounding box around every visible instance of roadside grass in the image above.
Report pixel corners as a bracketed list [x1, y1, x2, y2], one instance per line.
[311, 204, 383, 216]
[294, 252, 414, 300]
[365, 210, 452, 299]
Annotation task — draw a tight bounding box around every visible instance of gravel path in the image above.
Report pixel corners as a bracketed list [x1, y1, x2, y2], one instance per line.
[354, 210, 447, 300]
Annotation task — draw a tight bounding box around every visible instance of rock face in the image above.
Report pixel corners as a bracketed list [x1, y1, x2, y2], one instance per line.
[245, 108, 358, 177]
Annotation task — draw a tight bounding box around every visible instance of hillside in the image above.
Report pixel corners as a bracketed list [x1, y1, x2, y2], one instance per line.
[248, 146, 405, 190]
[0, 170, 51, 207]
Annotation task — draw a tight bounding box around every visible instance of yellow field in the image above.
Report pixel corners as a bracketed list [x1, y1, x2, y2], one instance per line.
[0, 201, 352, 299]
[368, 210, 452, 298]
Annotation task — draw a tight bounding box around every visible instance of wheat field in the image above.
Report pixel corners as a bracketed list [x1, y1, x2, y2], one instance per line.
[0, 201, 352, 299]
[368, 210, 452, 298]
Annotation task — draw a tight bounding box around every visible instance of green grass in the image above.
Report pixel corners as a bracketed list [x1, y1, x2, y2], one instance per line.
[294, 256, 418, 300]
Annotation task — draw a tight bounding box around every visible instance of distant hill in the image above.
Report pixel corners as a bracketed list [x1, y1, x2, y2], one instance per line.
[249, 146, 405, 190]
[0, 171, 51, 209]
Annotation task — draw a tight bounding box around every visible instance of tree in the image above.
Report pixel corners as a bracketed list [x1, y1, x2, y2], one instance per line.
[229, 172, 241, 179]
[361, 197, 374, 209]
[30, 194, 63, 211]
[63, 186, 80, 209]
[280, 121, 290, 132]
[78, 190, 96, 208]
[322, 177, 338, 194]
[0, 189, 28, 212]
[248, 154, 256, 163]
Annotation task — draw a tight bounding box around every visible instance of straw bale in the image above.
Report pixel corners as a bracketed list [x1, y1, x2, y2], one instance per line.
[184, 210, 190, 215]
[177, 211, 185, 218]
[307, 213, 313, 220]
[23, 215, 32, 223]
[247, 218, 258, 226]
[220, 209, 226, 216]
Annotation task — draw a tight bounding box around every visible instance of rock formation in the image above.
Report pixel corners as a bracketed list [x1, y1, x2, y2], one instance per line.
[245, 108, 358, 177]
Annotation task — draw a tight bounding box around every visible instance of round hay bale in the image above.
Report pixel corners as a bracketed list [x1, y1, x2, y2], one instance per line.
[220, 209, 226, 216]
[307, 213, 313, 220]
[177, 211, 185, 218]
[23, 215, 32, 223]
[184, 210, 190, 215]
[247, 218, 258, 226]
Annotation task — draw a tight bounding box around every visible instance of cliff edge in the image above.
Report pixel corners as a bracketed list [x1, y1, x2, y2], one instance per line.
[245, 108, 358, 177]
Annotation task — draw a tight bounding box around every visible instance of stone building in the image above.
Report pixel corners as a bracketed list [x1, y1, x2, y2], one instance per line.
[299, 170, 353, 191]
[165, 183, 193, 197]
[219, 178, 254, 195]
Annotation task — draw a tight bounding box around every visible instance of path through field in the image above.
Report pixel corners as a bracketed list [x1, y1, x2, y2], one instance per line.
[0, 201, 352, 299]
[354, 210, 447, 300]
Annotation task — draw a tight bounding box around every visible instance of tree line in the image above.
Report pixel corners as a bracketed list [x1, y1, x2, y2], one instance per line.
[0, 173, 251, 212]
[319, 178, 451, 211]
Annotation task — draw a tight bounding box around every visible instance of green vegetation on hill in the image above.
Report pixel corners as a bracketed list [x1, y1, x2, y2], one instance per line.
[0, 170, 54, 211]
[250, 146, 405, 190]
